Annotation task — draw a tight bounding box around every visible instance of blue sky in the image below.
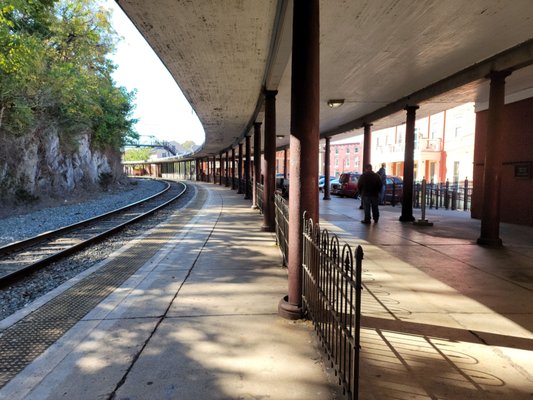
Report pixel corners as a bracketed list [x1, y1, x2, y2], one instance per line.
[103, 1, 205, 146]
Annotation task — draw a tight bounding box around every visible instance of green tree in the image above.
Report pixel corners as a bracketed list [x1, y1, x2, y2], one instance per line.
[0, 0, 56, 133]
[181, 140, 196, 152]
[0, 0, 137, 149]
[123, 147, 152, 162]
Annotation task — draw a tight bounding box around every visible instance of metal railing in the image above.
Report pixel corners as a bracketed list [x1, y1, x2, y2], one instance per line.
[274, 193, 289, 266]
[414, 179, 473, 211]
[256, 182, 264, 213]
[302, 214, 363, 400]
[272, 195, 364, 399]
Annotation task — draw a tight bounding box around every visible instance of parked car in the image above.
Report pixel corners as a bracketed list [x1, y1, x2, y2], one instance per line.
[327, 177, 340, 193]
[276, 177, 290, 198]
[384, 176, 403, 204]
[318, 176, 336, 191]
[335, 172, 361, 198]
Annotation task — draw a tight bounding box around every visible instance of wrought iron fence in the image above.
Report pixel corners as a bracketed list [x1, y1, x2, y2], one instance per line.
[274, 193, 289, 266]
[246, 179, 253, 200]
[301, 215, 363, 400]
[256, 182, 264, 213]
[414, 179, 473, 211]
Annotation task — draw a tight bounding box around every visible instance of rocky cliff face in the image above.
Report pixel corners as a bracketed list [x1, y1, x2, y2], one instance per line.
[0, 126, 123, 203]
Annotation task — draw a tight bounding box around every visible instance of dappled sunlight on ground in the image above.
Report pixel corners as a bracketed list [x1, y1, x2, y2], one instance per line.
[319, 196, 533, 398]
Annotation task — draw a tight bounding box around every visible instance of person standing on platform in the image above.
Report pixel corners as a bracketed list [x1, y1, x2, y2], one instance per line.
[358, 164, 382, 224]
[377, 163, 387, 205]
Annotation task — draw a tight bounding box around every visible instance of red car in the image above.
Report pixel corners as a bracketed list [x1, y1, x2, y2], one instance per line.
[335, 172, 361, 198]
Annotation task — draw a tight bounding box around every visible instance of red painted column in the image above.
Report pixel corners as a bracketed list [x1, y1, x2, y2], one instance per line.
[238, 142, 244, 194]
[279, 0, 319, 320]
[225, 151, 230, 187]
[399, 105, 419, 222]
[262, 90, 278, 231]
[219, 152, 224, 185]
[283, 149, 288, 179]
[245, 134, 252, 199]
[206, 157, 209, 182]
[212, 156, 216, 184]
[323, 137, 331, 200]
[362, 123, 372, 169]
[477, 70, 510, 247]
[253, 122, 262, 209]
[231, 148, 236, 189]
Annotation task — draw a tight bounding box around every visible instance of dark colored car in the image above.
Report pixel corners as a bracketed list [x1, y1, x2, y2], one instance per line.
[276, 177, 289, 198]
[384, 176, 403, 204]
[335, 172, 361, 198]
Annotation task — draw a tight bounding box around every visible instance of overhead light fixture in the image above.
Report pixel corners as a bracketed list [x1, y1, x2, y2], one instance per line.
[327, 99, 345, 108]
[276, 135, 285, 139]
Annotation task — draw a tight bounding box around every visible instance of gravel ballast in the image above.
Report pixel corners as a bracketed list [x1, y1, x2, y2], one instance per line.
[0, 178, 196, 321]
[0, 178, 167, 247]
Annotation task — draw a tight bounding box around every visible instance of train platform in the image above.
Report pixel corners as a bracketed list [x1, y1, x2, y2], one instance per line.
[0, 181, 532, 399]
[320, 195, 533, 399]
[0, 183, 340, 400]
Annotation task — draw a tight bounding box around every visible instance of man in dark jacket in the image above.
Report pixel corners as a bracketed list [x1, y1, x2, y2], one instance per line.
[357, 164, 383, 224]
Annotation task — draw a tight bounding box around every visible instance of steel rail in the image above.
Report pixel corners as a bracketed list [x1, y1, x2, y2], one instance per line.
[0, 180, 171, 257]
[0, 180, 187, 288]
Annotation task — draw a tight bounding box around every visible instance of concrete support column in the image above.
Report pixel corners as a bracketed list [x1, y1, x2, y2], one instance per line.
[399, 105, 419, 222]
[279, 0, 319, 320]
[252, 122, 262, 209]
[238, 142, 244, 194]
[245, 134, 252, 199]
[362, 123, 372, 169]
[323, 137, 331, 200]
[477, 70, 510, 247]
[262, 90, 278, 231]
[231, 148, 236, 189]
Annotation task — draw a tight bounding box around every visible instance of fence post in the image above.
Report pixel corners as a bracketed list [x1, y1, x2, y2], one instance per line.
[414, 181, 420, 208]
[464, 178, 469, 211]
[444, 179, 450, 210]
[429, 180, 434, 209]
[451, 186, 457, 210]
[353, 245, 364, 400]
[414, 179, 433, 226]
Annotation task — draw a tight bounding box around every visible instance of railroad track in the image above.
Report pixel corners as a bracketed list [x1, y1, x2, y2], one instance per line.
[0, 180, 187, 288]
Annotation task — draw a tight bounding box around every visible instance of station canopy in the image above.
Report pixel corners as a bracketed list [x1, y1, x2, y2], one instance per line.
[117, 0, 533, 156]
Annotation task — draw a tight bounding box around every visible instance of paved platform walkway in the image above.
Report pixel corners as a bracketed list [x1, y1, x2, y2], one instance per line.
[0, 184, 340, 400]
[1, 182, 533, 399]
[320, 195, 533, 399]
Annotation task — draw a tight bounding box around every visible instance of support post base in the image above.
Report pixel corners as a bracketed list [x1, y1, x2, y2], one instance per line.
[261, 225, 275, 232]
[413, 219, 433, 226]
[477, 237, 503, 247]
[278, 295, 303, 320]
[399, 215, 415, 222]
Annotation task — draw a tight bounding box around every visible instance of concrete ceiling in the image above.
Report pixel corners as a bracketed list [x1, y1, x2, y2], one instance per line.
[116, 0, 533, 156]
